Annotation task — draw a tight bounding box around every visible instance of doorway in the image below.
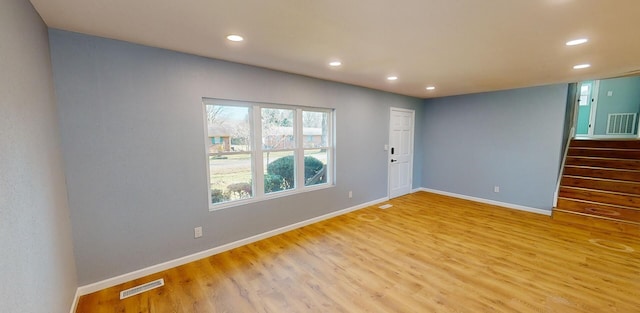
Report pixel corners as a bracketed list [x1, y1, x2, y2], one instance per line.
[575, 80, 599, 137]
[388, 108, 415, 199]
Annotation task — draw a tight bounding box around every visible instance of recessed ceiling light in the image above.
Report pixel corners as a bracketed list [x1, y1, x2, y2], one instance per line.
[387, 76, 398, 81]
[573, 64, 591, 69]
[566, 38, 588, 46]
[329, 61, 342, 67]
[226, 35, 244, 42]
[426, 86, 436, 90]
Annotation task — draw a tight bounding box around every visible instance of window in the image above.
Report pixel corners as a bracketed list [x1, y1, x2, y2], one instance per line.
[579, 84, 590, 106]
[204, 99, 334, 209]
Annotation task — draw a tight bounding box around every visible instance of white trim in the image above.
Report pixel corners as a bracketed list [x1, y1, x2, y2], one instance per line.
[416, 188, 552, 216]
[68, 288, 80, 313]
[76, 196, 388, 296]
[554, 130, 574, 207]
[583, 134, 638, 139]
[638, 113, 640, 138]
[587, 80, 600, 137]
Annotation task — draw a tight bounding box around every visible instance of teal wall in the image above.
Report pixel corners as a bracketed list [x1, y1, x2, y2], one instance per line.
[594, 76, 640, 135]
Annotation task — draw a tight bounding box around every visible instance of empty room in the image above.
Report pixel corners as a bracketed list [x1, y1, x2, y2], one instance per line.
[2, 0, 640, 312]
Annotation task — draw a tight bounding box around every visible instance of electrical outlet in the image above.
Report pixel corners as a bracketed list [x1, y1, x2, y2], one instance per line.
[494, 186, 500, 193]
[349, 191, 353, 198]
[194, 226, 203, 238]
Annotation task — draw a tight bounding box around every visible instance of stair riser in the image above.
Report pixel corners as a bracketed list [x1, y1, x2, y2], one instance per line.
[560, 176, 640, 195]
[556, 198, 640, 223]
[563, 167, 640, 182]
[570, 140, 640, 149]
[559, 187, 640, 208]
[565, 157, 640, 170]
[552, 210, 640, 233]
[568, 148, 640, 159]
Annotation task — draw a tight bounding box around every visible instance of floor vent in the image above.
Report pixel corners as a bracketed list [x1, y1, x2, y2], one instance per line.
[379, 204, 393, 209]
[120, 278, 164, 300]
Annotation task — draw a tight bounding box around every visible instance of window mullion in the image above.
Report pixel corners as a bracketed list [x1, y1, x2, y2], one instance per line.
[296, 109, 304, 188]
[325, 111, 334, 184]
[253, 105, 265, 197]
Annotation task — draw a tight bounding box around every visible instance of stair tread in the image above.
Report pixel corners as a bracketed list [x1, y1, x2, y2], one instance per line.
[553, 208, 640, 226]
[559, 187, 640, 203]
[560, 176, 640, 196]
[570, 139, 640, 150]
[558, 187, 640, 209]
[565, 157, 640, 170]
[567, 148, 640, 159]
[570, 147, 640, 151]
[564, 165, 640, 173]
[562, 175, 640, 184]
[567, 155, 640, 161]
[556, 198, 640, 222]
[560, 185, 640, 196]
[562, 166, 640, 182]
[557, 196, 640, 209]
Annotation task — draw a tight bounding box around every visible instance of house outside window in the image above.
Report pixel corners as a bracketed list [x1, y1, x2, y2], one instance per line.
[204, 99, 334, 210]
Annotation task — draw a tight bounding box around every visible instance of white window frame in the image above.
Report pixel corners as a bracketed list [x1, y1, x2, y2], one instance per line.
[203, 98, 335, 211]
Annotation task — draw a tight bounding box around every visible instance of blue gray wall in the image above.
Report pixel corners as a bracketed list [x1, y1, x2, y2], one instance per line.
[0, 1, 78, 312]
[594, 76, 640, 135]
[48, 30, 423, 285]
[421, 85, 568, 210]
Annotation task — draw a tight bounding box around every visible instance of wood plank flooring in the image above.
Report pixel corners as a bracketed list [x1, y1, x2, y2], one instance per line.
[76, 192, 640, 313]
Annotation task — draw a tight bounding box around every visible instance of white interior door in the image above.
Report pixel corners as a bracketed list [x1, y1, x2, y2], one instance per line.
[388, 108, 414, 199]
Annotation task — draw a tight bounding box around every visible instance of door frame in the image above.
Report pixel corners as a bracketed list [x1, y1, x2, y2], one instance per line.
[587, 80, 600, 137]
[573, 80, 600, 138]
[387, 107, 415, 199]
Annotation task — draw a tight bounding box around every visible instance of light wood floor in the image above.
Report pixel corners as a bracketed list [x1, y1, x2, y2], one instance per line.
[76, 192, 640, 312]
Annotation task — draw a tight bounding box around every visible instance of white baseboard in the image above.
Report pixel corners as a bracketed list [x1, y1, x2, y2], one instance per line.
[75, 196, 388, 296]
[69, 288, 79, 313]
[416, 188, 552, 216]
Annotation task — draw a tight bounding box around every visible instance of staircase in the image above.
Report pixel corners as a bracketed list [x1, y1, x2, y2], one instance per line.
[553, 139, 640, 232]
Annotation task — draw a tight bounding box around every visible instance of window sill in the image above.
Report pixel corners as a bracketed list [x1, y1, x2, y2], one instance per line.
[209, 183, 335, 211]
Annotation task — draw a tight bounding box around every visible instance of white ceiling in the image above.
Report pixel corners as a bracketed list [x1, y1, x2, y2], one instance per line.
[30, 0, 640, 98]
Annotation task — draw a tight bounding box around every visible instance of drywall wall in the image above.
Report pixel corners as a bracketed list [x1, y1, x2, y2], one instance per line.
[594, 76, 640, 135]
[48, 29, 423, 285]
[421, 85, 568, 210]
[0, 1, 77, 312]
[561, 83, 578, 162]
